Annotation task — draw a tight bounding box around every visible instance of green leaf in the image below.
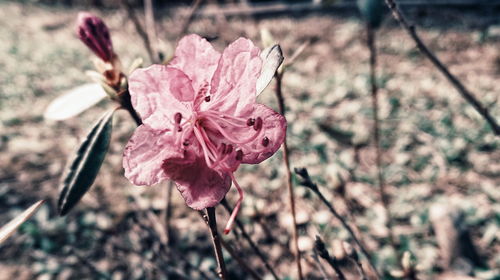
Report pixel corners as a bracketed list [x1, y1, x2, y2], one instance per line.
[44, 83, 107, 121]
[58, 110, 115, 216]
[0, 200, 45, 244]
[357, 0, 385, 29]
[256, 44, 284, 96]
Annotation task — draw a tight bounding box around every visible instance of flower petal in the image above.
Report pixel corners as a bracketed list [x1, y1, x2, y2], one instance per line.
[204, 37, 262, 117]
[123, 125, 187, 186]
[169, 34, 221, 93]
[171, 158, 231, 210]
[241, 104, 287, 164]
[129, 65, 195, 130]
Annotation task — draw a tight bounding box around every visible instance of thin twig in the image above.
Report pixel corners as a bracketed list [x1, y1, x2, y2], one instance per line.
[294, 168, 380, 279]
[128, 190, 212, 279]
[314, 236, 346, 280]
[198, 211, 263, 279]
[121, 0, 155, 63]
[383, 0, 499, 135]
[205, 207, 228, 279]
[221, 199, 280, 280]
[312, 248, 332, 280]
[367, 25, 398, 255]
[275, 72, 304, 280]
[70, 249, 112, 280]
[178, 0, 204, 38]
[144, 0, 160, 63]
[198, 211, 263, 280]
[220, 238, 263, 280]
[349, 257, 368, 280]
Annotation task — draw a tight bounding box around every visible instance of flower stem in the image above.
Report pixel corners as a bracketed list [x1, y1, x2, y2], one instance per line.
[275, 72, 304, 280]
[206, 207, 227, 279]
[119, 89, 142, 126]
[164, 181, 174, 246]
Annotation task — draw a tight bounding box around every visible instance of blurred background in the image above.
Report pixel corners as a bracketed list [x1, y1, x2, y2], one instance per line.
[0, 0, 499, 279]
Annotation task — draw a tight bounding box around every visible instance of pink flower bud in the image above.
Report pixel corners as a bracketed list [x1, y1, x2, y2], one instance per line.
[76, 12, 114, 62]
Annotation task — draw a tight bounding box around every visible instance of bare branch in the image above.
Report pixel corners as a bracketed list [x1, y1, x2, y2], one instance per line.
[221, 199, 280, 280]
[384, 0, 499, 135]
[294, 167, 380, 279]
[275, 72, 304, 280]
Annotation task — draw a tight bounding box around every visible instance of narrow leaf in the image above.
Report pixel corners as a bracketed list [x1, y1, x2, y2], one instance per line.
[44, 83, 107, 121]
[0, 200, 45, 244]
[256, 44, 284, 96]
[58, 110, 114, 215]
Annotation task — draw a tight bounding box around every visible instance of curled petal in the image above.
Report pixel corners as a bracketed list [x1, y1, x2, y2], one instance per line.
[123, 125, 187, 186]
[171, 158, 231, 210]
[240, 104, 287, 164]
[169, 34, 221, 93]
[129, 65, 194, 130]
[204, 38, 262, 117]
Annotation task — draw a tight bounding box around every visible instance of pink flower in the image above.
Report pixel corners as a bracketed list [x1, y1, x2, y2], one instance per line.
[76, 12, 114, 62]
[123, 35, 286, 233]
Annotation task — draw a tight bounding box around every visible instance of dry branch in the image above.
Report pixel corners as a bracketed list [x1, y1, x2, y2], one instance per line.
[275, 71, 304, 280]
[384, 0, 499, 135]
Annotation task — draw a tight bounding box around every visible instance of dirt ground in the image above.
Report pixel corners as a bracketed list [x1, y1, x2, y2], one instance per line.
[0, 2, 498, 279]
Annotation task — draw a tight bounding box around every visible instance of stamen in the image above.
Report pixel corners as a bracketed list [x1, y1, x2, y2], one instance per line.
[246, 118, 255, 126]
[199, 125, 218, 156]
[202, 110, 248, 125]
[225, 144, 233, 155]
[176, 124, 192, 147]
[262, 136, 269, 147]
[173, 112, 183, 140]
[253, 117, 263, 131]
[174, 112, 182, 124]
[235, 150, 243, 161]
[204, 95, 211, 102]
[183, 140, 190, 146]
[238, 142, 269, 154]
[193, 126, 216, 168]
[203, 118, 263, 145]
[224, 173, 244, 235]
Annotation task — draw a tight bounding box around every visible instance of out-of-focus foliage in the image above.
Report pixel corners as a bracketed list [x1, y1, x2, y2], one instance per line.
[0, 1, 498, 279]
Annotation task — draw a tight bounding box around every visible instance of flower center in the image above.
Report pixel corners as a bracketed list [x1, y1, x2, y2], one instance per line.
[171, 109, 272, 234]
[171, 110, 271, 171]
